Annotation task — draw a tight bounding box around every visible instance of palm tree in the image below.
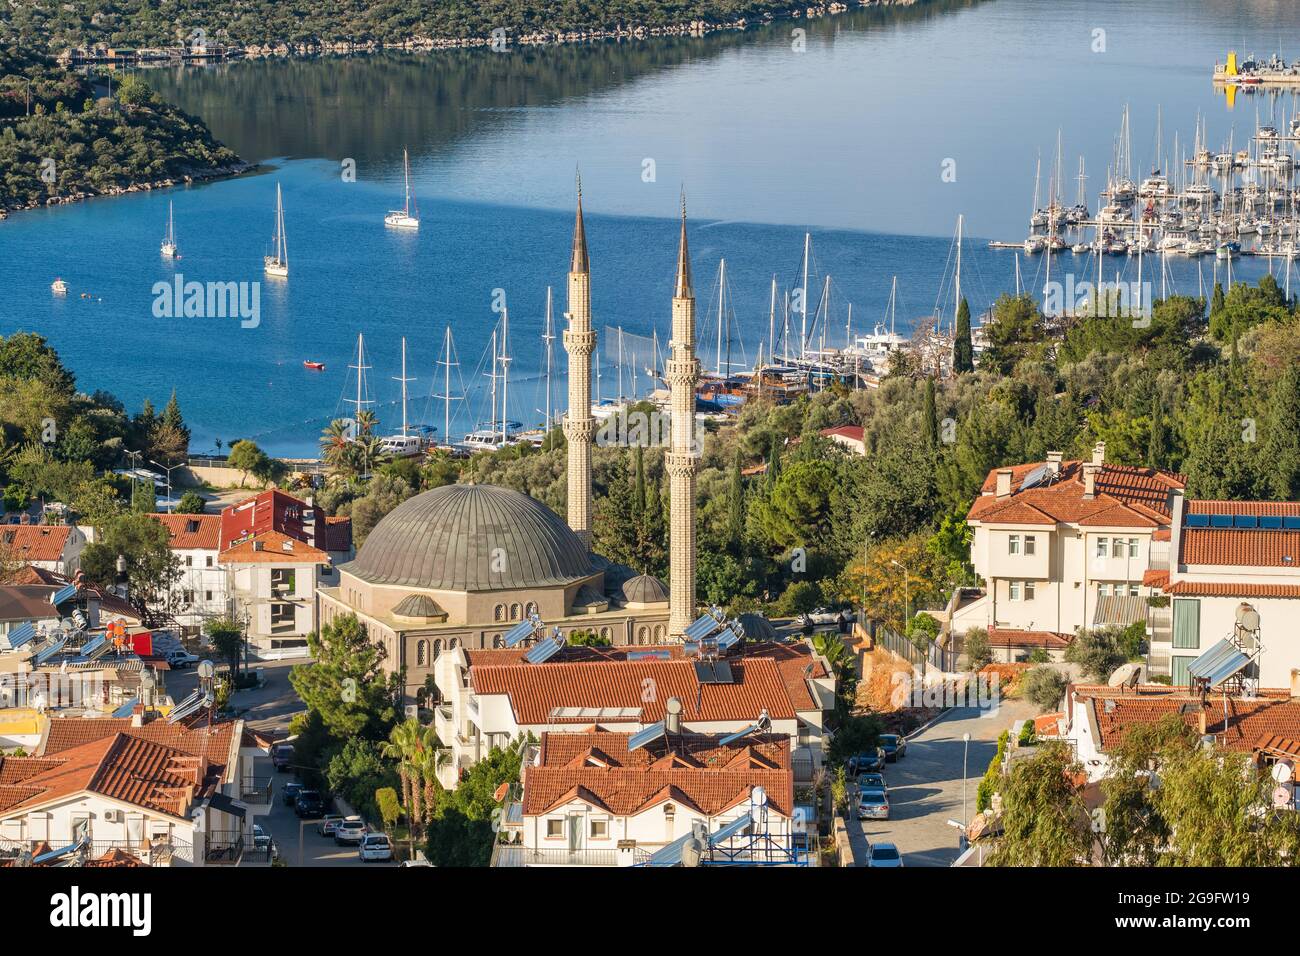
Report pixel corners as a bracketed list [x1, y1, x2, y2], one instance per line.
[320, 419, 360, 478]
[382, 719, 433, 839]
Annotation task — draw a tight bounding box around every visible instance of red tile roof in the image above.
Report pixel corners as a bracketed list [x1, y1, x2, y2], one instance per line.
[969, 460, 1183, 527]
[1163, 581, 1300, 598]
[1187, 500, 1300, 517]
[220, 530, 330, 564]
[0, 525, 72, 563]
[820, 425, 865, 443]
[1142, 569, 1170, 588]
[522, 730, 793, 817]
[471, 657, 799, 725]
[1181, 528, 1300, 568]
[0, 733, 220, 818]
[987, 626, 1074, 649]
[320, 515, 353, 553]
[464, 642, 828, 713]
[1075, 685, 1300, 754]
[39, 716, 238, 772]
[149, 513, 221, 550]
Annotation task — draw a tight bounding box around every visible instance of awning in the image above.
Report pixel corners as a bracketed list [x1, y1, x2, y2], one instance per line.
[1093, 595, 1149, 627]
[208, 792, 246, 819]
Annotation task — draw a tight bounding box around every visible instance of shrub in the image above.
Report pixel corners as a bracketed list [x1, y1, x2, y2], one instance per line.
[376, 786, 402, 832]
[963, 627, 992, 672]
[976, 730, 1009, 813]
[1027, 648, 1050, 664]
[1023, 666, 1068, 712]
[1018, 719, 1037, 747]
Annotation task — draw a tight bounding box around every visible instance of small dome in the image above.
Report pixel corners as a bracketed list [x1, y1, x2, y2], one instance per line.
[737, 613, 777, 642]
[392, 594, 445, 619]
[621, 573, 669, 605]
[344, 484, 593, 592]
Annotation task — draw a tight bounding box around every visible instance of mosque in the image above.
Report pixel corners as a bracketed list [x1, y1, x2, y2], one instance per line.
[317, 188, 710, 704]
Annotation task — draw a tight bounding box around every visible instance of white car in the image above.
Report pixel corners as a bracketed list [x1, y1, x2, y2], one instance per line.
[166, 650, 200, 668]
[358, 833, 393, 862]
[333, 816, 367, 845]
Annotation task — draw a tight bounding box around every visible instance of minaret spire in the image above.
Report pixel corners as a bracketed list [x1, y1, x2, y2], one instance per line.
[563, 176, 597, 548]
[666, 195, 700, 639]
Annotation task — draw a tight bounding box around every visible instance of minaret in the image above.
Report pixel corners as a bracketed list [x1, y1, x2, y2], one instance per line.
[666, 197, 700, 638]
[563, 177, 596, 548]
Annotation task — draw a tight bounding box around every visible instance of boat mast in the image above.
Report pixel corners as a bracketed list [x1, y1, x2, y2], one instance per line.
[488, 329, 498, 436]
[955, 214, 963, 335]
[768, 275, 777, 370]
[437, 325, 457, 441]
[543, 286, 554, 430]
[500, 307, 511, 443]
[349, 332, 371, 428]
[716, 259, 726, 376]
[801, 232, 810, 361]
[393, 336, 415, 437]
[404, 148, 412, 216]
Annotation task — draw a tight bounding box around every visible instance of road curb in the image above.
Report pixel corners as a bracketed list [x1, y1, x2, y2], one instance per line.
[903, 707, 953, 741]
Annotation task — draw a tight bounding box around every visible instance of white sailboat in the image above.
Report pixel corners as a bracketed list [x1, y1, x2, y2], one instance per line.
[379, 338, 423, 458]
[264, 184, 289, 278]
[160, 201, 179, 259]
[384, 148, 420, 230]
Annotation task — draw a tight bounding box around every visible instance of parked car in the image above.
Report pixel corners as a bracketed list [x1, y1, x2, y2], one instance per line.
[849, 750, 886, 775]
[857, 772, 887, 793]
[806, 606, 840, 626]
[880, 734, 907, 761]
[358, 832, 393, 862]
[252, 824, 276, 856]
[858, 787, 890, 821]
[281, 781, 303, 806]
[271, 744, 294, 773]
[400, 851, 433, 867]
[867, 842, 904, 867]
[294, 790, 324, 818]
[316, 814, 344, 836]
[334, 816, 368, 845]
[166, 650, 200, 668]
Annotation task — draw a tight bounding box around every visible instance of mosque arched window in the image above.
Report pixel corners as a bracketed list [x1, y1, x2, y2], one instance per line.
[416, 640, 428, 667]
[433, 639, 443, 659]
[450, 638, 459, 650]
[493, 634, 503, 648]
[654, 625, 666, 641]
[494, 605, 505, 622]
[526, 602, 538, 617]
[510, 603, 522, 621]
[637, 626, 649, 644]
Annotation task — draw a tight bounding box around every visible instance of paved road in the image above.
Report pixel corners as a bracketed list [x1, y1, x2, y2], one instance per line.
[259, 779, 398, 868]
[850, 698, 1036, 867]
[163, 658, 306, 733]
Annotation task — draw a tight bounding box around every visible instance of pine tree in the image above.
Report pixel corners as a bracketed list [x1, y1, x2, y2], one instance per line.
[160, 389, 190, 443]
[952, 296, 974, 373]
[1260, 364, 1300, 500]
[728, 449, 744, 546]
[632, 444, 646, 520]
[1147, 390, 1170, 470]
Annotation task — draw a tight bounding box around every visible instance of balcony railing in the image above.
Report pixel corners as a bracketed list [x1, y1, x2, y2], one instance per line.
[0, 837, 194, 865]
[240, 777, 274, 805]
[491, 845, 620, 867]
[204, 830, 245, 864]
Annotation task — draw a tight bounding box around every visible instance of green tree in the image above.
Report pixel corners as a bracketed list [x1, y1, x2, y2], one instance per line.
[79, 511, 178, 619]
[226, 439, 269, 488]
[426, 736, 529, 867]
[290, 613, 396, 740]
[963, 626, 992, 672]
[174, 490, 205, 514]
[952, 297, 974, 374]
[987, 742, 1092, 866]
[1064, 626, 1131, 682]
[205, 616, 244, 677]
[1022, 666, 1068, 711]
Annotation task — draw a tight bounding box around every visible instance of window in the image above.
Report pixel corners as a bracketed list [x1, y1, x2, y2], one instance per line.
[510, 603, 522, 621]
[184, 555, 193, 567]
[433, 639, 442, 660]
[1024, 535, 1036, 556]
[1024, 581, 1035, 600]
[589, 818, 609, 840]
[526, 602, 538, 617]
[1009, 581, 1021, 600]
[1172, 598, 1201, 649]
[204, 590, 212, 602]
[205, 556, 214, 568]
[494, 605, 505, 622]
[545, 819, 564, 839]
[416, 641, 428, 667]
[1171, 655, 1196, 687]
[1128, 538, 1139, 558]
[1095, 537, 1108, 558]
[1008, 534, 1021, 555]
[1111, 538, 1124, 558]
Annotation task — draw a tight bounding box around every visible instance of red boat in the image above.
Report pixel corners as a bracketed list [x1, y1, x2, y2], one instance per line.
[303, 361, 326, 371]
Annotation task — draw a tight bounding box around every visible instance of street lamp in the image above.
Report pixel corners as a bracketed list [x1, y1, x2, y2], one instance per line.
[150, 459, 182, 512]
[889, 559, 911, 629]
[961, 731, 972, 837]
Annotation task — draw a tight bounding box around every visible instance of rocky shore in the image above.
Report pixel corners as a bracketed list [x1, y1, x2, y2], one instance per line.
[239, 0, 918, 58]
[0, 162, 256, 220]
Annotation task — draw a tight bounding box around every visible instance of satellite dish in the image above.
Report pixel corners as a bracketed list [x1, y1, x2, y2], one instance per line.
[681, 836, 704, 868]
[751, 785, 768, 808]
[1273, 761, 1294, 784]
[196, 660, 216, 679]
[1273, 786, 1294, 809]
[665, 698, 683, 716]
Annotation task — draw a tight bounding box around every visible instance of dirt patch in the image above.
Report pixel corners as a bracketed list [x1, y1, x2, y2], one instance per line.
[854, 644, 941, 732]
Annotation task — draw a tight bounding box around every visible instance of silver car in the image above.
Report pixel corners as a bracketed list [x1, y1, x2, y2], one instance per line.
[867, 843, 904, 867]
[858, 787, 890, 820]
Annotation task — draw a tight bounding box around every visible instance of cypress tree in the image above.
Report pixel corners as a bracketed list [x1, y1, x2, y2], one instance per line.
[922, 378, 939, 448]
[953, 296, 974, 373]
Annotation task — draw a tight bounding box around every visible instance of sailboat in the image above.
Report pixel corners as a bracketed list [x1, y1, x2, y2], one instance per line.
[384, 149, 420, 230]
[378, 338, 423, 458]
[161, 201, 180, 259]
[264, 184, 289, 278]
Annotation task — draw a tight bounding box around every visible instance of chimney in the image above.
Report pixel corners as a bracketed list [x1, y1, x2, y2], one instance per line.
[1196, 705, 1208, 737]
[1292, 668, 1300, 700]
[1092, 441, 1106, 466]
[1045, 451, 1063, 475]
[1082, 463, 1099, 499]
[995, 468, 1013, 498]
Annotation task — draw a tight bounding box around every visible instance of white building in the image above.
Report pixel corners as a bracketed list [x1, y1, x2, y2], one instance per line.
[493, 729, 802, 867]
[1144, 495, 1300, 688]
[149, 514, 227, 634]
[956, 443, 1185, 660]
[0, 524, 88, 575]
[432, 641, 835, 791]
[0, 712, 273, 866]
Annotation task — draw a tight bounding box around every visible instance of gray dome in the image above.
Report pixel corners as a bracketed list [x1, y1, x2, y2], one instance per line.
[343, 484, 593, 592]
[392, 594, 445, 618]
[737, 613, 777, 642]
[621, 573, 669, 605]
